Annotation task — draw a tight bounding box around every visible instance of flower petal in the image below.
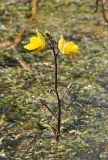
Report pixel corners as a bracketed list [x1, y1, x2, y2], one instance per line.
[36, 29, 45, 44]
[63, 41, 78, 54]
[30, 36, 40, 43]
[24, 43, 39, 50]
[24, 29, 46, 52]
[58, 35, 66, 53]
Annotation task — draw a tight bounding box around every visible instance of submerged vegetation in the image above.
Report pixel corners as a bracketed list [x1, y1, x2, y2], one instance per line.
[0, 0, 108, 159]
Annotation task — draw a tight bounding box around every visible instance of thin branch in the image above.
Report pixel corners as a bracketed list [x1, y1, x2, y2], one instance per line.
[94, 0, 108, 23]
[40, 99, 57, 119]
[31, 0, 38, 20]
[12, 26, 33, 73]
[56, 50, 60, 55]
[13, 26, 27, 48]
[12, 47, 33, 73]
[94, 0, 99, 12]
[60, 82, 72, 101]
[100, 0, 108, 23]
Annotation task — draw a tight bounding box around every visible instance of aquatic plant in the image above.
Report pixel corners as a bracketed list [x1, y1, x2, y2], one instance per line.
[24, 29, 78, 141]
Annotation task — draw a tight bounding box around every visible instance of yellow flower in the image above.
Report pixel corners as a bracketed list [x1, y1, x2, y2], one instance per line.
[45, 30, 50, 35]
[58, 35, 78, 54]
[24, 29, 45, 52]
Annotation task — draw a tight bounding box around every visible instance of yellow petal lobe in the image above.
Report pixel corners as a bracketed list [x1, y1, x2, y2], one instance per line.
[24, 43, 38, 50]
[24, 30, 45, 52]
[36, 29, 45, 46]
[58, 35, 78, 54]
[63, 41, 78, 54]
[58, 35, 66, 53]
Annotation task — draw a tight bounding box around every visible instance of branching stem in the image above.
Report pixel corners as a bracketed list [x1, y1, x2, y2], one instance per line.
[46, 34, 61, 141]
[40, 99, 57, 119]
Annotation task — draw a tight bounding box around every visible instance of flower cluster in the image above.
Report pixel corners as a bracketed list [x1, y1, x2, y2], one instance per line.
[24, 29, 78, 54]
[24, 29, 79, 141]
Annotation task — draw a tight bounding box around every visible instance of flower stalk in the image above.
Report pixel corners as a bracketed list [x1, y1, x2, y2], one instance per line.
[24, 29, 79, 142]
[46, 33, 61, 141]
[53, 49, 61, 141]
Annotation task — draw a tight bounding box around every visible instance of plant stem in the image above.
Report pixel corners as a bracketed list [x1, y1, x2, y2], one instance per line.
[53, 52, 61, 141]
[46, 34, 61, 141]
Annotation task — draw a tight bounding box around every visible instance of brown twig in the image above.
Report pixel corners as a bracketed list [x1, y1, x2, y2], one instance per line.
[31, 0, 38, 20]
[12, 26, 33, 73]
[13, 26, 27, 48]
[100, 0, 108, 23]
[95, 0, 108, 23]
[0, 26, 27, 49]
[12, 47, 33, 73]
[15, 28, 33, 72]
[0, 26, 32, 72]
[94, 0, 99, 12]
